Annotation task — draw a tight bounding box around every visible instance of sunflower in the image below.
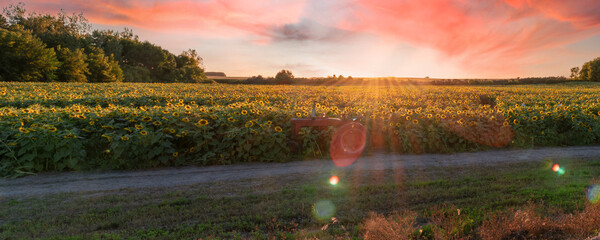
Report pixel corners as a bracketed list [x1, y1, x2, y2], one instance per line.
[135, 124, 144, 130]
[101, 134, 112, 140]
[228, 117, 236, 122]
[173, 112, 179, 117]
[241, 110, 248, 115]
[245, 121, 254, 128]
[140, 130, 148, 135]
[142, 116, 152, 122]
[532, 116, 538, 121]
[48, 127, 57, 132]
[121, 136, 130, 141]
[181, 118, 190, 123]
[64, 134, 76, 139]
[274, 126, 283, 132]
[77, 115, 86, 119]
[153, 121, 162, 126]
[89, 121, 95, 125]
[198, 119, 209, 126]
[503, 121, 510, 126]
[172, 152, 179, 157]
[124, 128, 132, 132]
[513, 119, 520, 125]
[169, 129, 176, 134]
[412, 119, 418, 125]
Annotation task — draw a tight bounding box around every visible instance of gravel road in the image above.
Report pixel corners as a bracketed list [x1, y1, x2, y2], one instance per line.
[1, 146, 599, 198]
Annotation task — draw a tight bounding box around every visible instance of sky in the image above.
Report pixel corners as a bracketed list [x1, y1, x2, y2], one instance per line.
[9, 0, 600, 78]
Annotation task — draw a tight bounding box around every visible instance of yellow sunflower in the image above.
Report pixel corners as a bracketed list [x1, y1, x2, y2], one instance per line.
[64, 134, 76, 139]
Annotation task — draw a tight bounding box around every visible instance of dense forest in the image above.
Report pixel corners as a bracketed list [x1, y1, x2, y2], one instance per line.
[0, 3, 208, 83]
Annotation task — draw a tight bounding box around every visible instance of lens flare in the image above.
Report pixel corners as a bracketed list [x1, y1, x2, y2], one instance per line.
[557, 168, 565, 176]
[330, 122, 367, 167]
[552, 164, 560, 172]
[313, 200, 335, 221]
[587, 185, 600, 204]
[329, 176, 339, 185]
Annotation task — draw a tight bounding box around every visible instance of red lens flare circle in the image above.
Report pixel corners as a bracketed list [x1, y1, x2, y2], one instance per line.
[552, 164, 560, 172]
[330, 122, 367, 167]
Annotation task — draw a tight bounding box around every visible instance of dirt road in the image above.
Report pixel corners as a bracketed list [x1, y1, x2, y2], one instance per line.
[1, 146, 599, 198]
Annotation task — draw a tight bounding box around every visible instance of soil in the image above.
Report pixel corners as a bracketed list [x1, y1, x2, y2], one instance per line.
[1, 146, 600, 198]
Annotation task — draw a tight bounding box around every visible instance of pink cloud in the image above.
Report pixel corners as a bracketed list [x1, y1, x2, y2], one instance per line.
[505, 0, 600, 28]
[19, 0, 308, 37]
[339, 0, 600, 75]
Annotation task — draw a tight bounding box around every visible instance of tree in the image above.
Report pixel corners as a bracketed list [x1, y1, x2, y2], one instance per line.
[85, 47, 123, 82]
[2, 3, 26, 26]
[0, 27, 59, 82]
[570, 67, 580, 79]
[3, 3, 89, 50]
[579, 57, 600, 82]
[174, 49, 207, 83]
[275, 69, 294, 84]
[86, 30, 123, 63]
[122, 65, 151, 83]
[0, 14, 7, 29]
[56, 46, 88, 82]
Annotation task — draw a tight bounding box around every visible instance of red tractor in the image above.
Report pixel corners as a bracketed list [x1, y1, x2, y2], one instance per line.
[289, 102, 367, 167]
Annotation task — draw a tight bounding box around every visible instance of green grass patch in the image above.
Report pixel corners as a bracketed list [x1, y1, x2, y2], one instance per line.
[2, 158, 600, 239]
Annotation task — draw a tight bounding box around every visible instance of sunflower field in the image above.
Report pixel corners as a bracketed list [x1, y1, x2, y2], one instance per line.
[1, 82, 599, 177]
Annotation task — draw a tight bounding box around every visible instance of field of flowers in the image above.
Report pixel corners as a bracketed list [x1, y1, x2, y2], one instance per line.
[1, 82, 599, 177]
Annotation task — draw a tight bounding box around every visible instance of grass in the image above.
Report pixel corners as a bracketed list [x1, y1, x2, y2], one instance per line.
[1, 157, 600, 239]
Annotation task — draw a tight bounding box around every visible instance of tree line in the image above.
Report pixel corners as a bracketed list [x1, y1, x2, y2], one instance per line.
[0, 3, 208, 83]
